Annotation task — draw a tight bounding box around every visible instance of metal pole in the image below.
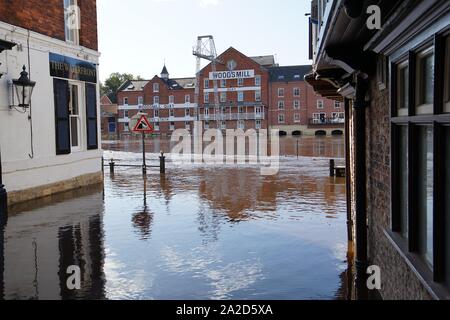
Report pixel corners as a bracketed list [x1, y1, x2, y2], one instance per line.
[0, 149, 7, 222]
[160, 151, 166, 174]
[109, 158, 115, 174]
[296, 140, 299, 159]
[142, 132, 147, 175]
[330, 159, 335, 177]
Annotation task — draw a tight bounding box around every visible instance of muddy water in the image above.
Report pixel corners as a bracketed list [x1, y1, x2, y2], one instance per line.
[0, 137, 350, 300]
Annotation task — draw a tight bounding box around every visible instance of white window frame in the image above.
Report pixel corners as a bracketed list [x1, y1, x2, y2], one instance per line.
[204, 92, 210, 103]
[124, 123, 129, 132]
[220, 92, 227, 103]
[313, 112, 327, 124]
[294, 100, 300, 109]
[204, 79, 209, 89]
[153, 83, 159, 93]
[278, 88, 285, 98]
[238, 120, 245, 130]
[154, 122, 160, 131]
[169, 109, 175, 118]
[153, 96, 160, 105]
[237, 78, 244, 87]
[124, 110, 129, 118]
[68, 82, 84, 152]
[416, 46, 435, 115]
[278, 114, 285, 124]
[317, 100, 324, 109]
[293, 87, 300, 97]
[294, 113, 301, 123]
[255, 75, 261, 86]
[123, 97, 129, 106]
[185, 121, 190, 130]
[154, 109, 159, 118]
[255, 91, 261, 102]
[220, 79, 227, 88]
[185, 109, 190, 117]
[278, 100, 285, 110]
[255, 119, 262, 129]
[138, 96, 144, 106]
[204, 108, 209, 118]
[334, 101, 341, 109]
[238, 91, 244, 102]
[170, 122, 175, 131]
[64, 0, 80, 45]
[169, 95, 175, 105]
[185, 94, 191, 104]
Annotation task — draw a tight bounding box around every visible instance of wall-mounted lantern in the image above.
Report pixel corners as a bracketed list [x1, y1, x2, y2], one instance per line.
[10, 65, 36, 110]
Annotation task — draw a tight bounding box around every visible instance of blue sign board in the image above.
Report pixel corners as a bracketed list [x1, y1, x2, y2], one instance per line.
[49, 53, 97, 83]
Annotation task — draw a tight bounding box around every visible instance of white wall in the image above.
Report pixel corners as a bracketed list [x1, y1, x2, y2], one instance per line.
[0, 22, 102, 193]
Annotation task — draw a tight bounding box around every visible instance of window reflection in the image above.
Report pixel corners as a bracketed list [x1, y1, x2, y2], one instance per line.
[445, 127, 450, 287]
[417, 126, 434, 266]
[399, 126, 409, 238]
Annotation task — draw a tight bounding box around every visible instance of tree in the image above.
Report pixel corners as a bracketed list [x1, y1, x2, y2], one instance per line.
[101, 73, 143, 103]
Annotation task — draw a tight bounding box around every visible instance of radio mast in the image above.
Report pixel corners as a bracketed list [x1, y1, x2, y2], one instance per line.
[193, 36, 222, 128]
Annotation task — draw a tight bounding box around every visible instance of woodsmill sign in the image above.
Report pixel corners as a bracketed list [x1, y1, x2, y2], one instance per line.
[209, 69, 255, 80]
[49, 53, 97, 83]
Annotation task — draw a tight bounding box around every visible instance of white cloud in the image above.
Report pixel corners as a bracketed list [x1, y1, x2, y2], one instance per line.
[199, 0, 221, 7]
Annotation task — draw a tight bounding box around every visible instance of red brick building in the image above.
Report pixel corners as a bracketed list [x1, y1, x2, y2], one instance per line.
[116, 66, 196, 136]
[197, 47, 272, 131]
[269, 66, 344, 136]
[100, 95, 118, 139]
[116, 47, 342, 136]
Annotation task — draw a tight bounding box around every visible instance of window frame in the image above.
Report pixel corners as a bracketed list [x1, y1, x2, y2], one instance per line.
[293, 87, 300, 97]
[278, 114, 285, 124]
[278, 88, 285, 98]
[317, 100, 324, 109]
[294, 100, 300, 109]
[255, 90, 261, 102]
[390, 32, 450, 296]
[278, 100, 285, 110]
[294, 113, 301, 123]
[64, 0, 80, 45]
[415, 46, 435, 115]
[255, 75, 261, 86]
[153, 83, 159, 93]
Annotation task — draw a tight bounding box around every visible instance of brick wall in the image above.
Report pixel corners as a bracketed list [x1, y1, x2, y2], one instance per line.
[362, 77, 433, 300]
[0, 0, 98, 51]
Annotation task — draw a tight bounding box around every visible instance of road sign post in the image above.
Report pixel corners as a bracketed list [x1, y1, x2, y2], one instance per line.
[132, 115, 154, 175]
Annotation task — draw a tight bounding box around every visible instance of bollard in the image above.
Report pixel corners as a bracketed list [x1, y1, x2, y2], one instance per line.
[330, 159, 335, 177]
[160, 151, 166, 174]
[102, 156, 104, 173]
[109, 158, 115, 174]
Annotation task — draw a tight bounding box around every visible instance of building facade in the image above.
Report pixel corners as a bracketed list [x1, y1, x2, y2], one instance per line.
[116, 47, 341, 136]
[100, 94, 118, 139]
[308, 0, 450, 299]
[269, 65, 344, 136]
[116, 67, 196, 136]
[0, 0, 102, 207]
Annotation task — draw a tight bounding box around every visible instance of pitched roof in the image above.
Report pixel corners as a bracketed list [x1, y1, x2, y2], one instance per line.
[269, 65, 312, 82]
[172, 77, 196, 89]
[250, 55, 277, 67]
[100, 94, 113, 105]
[120, 80, 149, 92]
[161, 65, 169, 75]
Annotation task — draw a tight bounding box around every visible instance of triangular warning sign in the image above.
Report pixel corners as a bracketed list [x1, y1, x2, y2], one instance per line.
[133, 115, 154, 133]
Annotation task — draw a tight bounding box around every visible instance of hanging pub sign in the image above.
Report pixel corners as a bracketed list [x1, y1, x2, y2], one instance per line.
[49, 53, 97, 83]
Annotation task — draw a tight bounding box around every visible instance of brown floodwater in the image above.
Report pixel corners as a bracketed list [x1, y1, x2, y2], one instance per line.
[1, 136, 351, 300]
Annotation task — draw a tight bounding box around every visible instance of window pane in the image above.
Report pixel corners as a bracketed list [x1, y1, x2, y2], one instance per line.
[445, 127, 450, 287]
[417, 126, 433, 266]
[398, 65, 409, 115]
[421, 54, 434, 105]
[399, 126, 409, 238]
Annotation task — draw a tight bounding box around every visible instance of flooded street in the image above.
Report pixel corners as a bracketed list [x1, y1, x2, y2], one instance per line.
[1, 137, 350, 300]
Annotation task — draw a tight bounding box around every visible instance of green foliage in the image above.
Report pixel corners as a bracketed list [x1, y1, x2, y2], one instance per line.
[101, 73, 143, 103]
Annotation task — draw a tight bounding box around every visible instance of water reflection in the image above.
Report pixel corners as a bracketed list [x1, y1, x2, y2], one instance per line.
[3, 185, 105, 300]
[1, 137, 351, 300]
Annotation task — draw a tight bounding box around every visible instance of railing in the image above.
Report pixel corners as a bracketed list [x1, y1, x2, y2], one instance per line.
[308, 117, 345, 126]
[199, 113, 265, 121]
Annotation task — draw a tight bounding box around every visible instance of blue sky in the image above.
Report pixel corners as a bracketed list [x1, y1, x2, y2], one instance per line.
[97, 0, 312, 82]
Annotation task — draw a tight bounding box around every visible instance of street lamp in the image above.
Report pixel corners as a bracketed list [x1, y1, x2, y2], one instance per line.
[11, 65, 36, 110]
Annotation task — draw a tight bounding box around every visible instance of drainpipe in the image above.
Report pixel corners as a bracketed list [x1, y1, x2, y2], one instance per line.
[353, 75, 369, 299]
[344, 98, 353, 242]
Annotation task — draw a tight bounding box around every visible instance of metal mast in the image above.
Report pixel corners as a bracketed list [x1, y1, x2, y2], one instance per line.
[193, 36, 221, 127]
